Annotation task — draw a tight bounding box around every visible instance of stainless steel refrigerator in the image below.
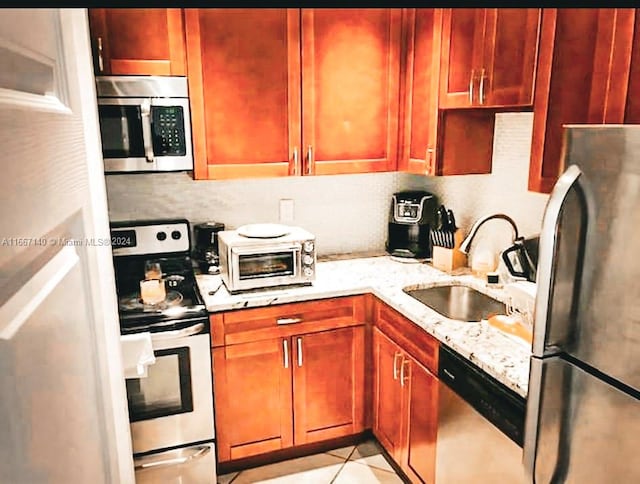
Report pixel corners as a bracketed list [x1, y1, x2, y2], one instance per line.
[524, 125, 640, 483]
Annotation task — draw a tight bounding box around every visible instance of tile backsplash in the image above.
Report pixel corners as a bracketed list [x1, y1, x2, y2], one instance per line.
[105, 112, 550, 257]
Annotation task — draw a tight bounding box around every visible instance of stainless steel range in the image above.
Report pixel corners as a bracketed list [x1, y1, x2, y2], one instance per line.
[111, 219, 216, 483]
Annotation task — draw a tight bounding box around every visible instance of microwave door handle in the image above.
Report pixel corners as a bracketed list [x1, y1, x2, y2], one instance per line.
[141, 99, 154, 163]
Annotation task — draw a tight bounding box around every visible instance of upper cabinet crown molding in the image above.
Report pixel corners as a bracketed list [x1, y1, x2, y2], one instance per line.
[88, 9, 186, 76]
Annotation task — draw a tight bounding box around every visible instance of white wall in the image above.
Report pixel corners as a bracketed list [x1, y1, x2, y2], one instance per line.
[105, 112, 549, 257]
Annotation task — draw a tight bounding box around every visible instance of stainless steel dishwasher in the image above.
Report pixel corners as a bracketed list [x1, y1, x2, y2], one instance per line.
[436, 345, 527, 483]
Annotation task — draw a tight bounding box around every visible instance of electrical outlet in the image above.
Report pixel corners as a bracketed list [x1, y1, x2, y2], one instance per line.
[279, 199, 294, 223]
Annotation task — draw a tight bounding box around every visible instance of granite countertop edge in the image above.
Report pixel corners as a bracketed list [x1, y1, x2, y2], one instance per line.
[197, 255, 532, 398]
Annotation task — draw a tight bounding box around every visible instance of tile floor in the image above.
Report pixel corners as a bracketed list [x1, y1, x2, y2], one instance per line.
[217, 440, 405, 484]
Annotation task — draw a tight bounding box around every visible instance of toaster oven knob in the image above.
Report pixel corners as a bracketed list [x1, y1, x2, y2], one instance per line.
[303, 241, 314, 252]
[303, 254, 314, 266]
[303, 267, 314, 277]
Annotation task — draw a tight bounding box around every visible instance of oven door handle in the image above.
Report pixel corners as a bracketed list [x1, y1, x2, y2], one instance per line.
[151, 322, 205, 341]
[134, 445, 211, 470]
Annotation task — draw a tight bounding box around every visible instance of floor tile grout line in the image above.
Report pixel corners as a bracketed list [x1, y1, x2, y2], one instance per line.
[328, 444, 358, 484]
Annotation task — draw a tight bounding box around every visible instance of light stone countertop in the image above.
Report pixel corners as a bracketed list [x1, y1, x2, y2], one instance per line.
[197, 255, 532, 398]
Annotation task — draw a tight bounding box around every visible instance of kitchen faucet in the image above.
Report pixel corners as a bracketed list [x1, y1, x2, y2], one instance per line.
[458, 214, 519, 254]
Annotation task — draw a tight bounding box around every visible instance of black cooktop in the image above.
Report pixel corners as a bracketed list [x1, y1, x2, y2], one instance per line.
[113, 254, 207, 329]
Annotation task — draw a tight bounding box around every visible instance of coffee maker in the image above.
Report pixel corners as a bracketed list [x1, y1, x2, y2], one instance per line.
[193, 222, 225, 273]
[386, 190, 437, 259]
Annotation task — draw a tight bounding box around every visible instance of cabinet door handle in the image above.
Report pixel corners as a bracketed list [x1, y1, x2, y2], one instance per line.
[306, 145, 313, 175]
[97, 36, 104, 73]
[393, 351, 402, 380]
[479, 68, 486, 105]
[283, 339, 289, 369]
[400, 358, 410, 387]
[297, 337, 303, 367]
[426, 148, 434, 175]
[469, 68, 475, 104]
[292, 147, 299, 176]
[277, 317, 302, 325]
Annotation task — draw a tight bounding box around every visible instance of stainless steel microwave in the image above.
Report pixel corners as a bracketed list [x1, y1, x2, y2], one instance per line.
[96, 76, 193, 173]
[218, 225, 316, 293]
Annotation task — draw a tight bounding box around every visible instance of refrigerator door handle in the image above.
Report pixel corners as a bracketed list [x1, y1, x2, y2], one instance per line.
[523, 358, 543, 482]
[524, 357, 574, 484]
[532, 164, 592, 357]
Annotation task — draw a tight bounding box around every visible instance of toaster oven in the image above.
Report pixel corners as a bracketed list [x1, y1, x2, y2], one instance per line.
[218, 226, 316, 293]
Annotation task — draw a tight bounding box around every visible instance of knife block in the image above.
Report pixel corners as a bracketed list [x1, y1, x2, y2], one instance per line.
[432, 231, 467, 272]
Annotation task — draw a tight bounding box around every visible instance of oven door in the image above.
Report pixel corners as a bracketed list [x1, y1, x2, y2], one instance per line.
[230, 243, 301, 291]
[126, 321, 214, 454]
[98, 97, 193, 173]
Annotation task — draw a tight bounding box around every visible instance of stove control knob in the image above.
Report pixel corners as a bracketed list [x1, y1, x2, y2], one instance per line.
[303, 254, 314, 266]
[303, 267, 313, 277]
[171, 230, 182, 240]
[156, 231, 167, 241]
[303, 241, 314, 253]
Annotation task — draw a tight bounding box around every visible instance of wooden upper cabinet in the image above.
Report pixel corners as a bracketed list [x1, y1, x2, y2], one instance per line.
[301, 9, 402, 175]
[400, 9, 442, 176]
[439, 9, 485, 108]
[401, 9, 495, 177]
[185, 9, 301, 180]
[88, 9, 186, 76]
[528, 9, 636, 193]
[482, 9, 541, 107]
[213, 338, 293, 463]
[439, 8, 541, 108]
[292, 326, 365, 445]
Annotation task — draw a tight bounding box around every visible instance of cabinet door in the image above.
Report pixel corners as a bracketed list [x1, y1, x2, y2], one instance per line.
[402, 357, 438, 484]
[529, 9, 615, 193]
[301, 9, 402, 175]
[400, 9, 442, 176]
[482, 9, 541, 107]
[88, 9, 186, 76]
[624, 10, 640, 122]
[185, 9, 301, 180]
[292, 326, 365, 445]
[212, 338, 293, 462]
[439, 8, 485, 108]
[372, 327, 405, 462]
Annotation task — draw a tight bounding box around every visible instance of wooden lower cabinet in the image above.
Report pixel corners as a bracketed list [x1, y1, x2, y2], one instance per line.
[212, 337, 293, 462]
[403, 357, 438, 484]
[213, 300, 366, 464]
[373, 325, 438, 484]
[293, 326, 365, 444]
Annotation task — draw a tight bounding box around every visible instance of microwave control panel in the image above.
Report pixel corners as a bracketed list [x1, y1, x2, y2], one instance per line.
[152, 106, 187, 156]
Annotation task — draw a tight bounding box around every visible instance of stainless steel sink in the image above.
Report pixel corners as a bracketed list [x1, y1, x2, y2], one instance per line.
[403, 285, 506, 321]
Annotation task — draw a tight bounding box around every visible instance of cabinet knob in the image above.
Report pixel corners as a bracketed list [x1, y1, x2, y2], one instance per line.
[426, 148, 434, 175]
[400, 358, 410, 387]
[297, 337, 303, 367]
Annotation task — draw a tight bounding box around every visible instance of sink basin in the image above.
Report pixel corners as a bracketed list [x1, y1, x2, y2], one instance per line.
[403, 284, 506, 321]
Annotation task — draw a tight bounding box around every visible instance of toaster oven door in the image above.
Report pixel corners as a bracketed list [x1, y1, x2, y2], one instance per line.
[230, 244, 301, 291]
